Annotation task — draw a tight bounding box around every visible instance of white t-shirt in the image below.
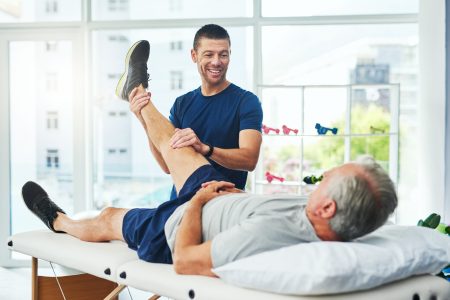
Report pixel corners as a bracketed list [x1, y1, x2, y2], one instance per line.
[164, 193, 320, 268]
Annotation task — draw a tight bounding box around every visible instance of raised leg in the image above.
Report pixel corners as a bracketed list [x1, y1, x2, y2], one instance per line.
[132, 85, 210, 193]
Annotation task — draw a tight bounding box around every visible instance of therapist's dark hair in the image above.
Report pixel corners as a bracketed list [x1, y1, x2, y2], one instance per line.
[328, 155, 398, 241]
[193, 24, 230, 51]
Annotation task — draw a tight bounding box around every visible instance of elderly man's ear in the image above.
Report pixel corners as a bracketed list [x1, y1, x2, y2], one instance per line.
[317, 199, 337, 220]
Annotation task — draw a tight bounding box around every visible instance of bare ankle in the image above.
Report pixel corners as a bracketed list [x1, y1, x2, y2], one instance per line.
[137, 84, 146, 92]
[53, 212, 67, 232]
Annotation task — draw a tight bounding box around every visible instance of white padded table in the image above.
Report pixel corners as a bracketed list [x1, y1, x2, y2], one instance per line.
[8, 230, 138, 281]
[8, 230, 450, 300]
[117, 260, 450, 300]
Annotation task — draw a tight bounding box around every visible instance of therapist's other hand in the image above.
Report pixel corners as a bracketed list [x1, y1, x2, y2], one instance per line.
[170, 128, 209, 155]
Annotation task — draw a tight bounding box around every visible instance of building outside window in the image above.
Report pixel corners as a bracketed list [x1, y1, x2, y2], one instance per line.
[170, 41, 183, 51]
[46, 42, 58, 52]
[46, 72, 58, 92]
[169, 0, 182, 12]
[108, 35, 129, 43]
[45, 0, 58, 14]
[170, 71, 183, 90]
[46, 149, 59, 168]
[46, 111, 58, 129]
[108, 0, 128, 12]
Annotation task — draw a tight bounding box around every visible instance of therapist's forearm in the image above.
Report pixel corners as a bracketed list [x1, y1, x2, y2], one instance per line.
[208, 147, 259, 171]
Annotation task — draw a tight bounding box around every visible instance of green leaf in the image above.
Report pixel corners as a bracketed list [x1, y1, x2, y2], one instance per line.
[417, 220, 424, 226]
[446, 226, 450, 235]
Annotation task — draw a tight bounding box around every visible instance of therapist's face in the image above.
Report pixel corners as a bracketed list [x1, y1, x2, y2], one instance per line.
[191, 38, 230, 87]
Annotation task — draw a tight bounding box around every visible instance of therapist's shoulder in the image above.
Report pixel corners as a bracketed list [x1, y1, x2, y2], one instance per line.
[172, 87, 201, 109]
[228, 83, 260, 104]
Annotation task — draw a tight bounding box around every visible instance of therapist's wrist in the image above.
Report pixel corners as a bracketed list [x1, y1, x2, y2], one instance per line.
[203, 143, 214, 158]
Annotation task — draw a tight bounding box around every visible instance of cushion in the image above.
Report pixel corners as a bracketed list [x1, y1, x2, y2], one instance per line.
[213, 225, 450, 295]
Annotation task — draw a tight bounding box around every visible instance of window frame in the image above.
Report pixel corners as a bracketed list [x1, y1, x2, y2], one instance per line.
[0, 29, 84, 267]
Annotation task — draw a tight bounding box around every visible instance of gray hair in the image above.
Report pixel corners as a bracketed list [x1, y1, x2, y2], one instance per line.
[328, 155, 398, 241]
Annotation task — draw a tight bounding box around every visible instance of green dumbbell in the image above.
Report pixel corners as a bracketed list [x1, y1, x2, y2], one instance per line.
[303, 175, 323, 184]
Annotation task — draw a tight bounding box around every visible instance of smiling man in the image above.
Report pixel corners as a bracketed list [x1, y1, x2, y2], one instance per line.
[124, 24, 263, 200]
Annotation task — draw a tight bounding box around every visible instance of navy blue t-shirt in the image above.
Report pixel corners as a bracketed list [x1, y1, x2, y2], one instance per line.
[169, 83, 263, 198]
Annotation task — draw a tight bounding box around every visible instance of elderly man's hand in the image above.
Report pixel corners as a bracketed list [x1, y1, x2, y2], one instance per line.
[192, 181, 238, 206]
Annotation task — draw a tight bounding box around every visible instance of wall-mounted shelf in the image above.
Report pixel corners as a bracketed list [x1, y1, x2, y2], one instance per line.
[251, 83, 400, 196]
[262, 132, 398, 137]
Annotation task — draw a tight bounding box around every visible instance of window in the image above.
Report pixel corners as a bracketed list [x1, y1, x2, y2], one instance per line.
[46, 111, 58, 129]
[91, 0, 253, 20]
[107, 73, 121, 79]
[261, 23, 418, 224]
[108, 35, 129, 43]
[46, 72, 58, 92]
[262, 0, 418, 17]
[169, 0, 182, 12]
[8, 40, 75, 244]
[170, 41, 183, 51]
[0, 0, 82, 22]
[3, 0, 429, 268]
[46, 149, 59, 168]
[170, 71, 183, 90]
[108, 0, 128, 12]
[45, 0, 58, 14]
[108, 111, 127, 117]
[91, 27, 253, 209]
[46, 42, 58, 52]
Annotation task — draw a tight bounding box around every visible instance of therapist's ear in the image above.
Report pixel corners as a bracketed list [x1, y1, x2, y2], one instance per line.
[191, 49, 197, 63]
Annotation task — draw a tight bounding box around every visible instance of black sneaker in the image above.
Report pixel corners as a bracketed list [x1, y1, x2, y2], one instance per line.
[22, 181, 66, 233]
[115, 40, 150, 101]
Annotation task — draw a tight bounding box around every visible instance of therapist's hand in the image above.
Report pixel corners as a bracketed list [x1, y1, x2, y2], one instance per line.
[129, 90, 151, 129]
[170, 128, 209, 155]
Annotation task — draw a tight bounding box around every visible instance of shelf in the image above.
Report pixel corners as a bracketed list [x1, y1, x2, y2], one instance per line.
[255, 180, 318, 186]
[262, 132, 398, 137]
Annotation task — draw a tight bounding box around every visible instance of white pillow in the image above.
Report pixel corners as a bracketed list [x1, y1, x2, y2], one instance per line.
[213, 225, 450, 295]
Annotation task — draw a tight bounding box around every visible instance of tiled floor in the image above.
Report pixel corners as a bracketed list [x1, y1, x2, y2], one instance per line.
[0, 266, 167, 300]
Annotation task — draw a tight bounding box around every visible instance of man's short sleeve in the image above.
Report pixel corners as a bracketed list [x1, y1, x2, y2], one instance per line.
[169, 98, 181, 128]
[211, 216, 287, 268]
[239, 93, 263, 132]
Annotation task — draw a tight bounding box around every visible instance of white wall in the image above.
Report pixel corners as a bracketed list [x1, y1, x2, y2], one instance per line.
[418, 0, 446, 216]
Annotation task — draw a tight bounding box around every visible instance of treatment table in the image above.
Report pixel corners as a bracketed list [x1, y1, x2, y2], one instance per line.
[7, 230, 450, 300]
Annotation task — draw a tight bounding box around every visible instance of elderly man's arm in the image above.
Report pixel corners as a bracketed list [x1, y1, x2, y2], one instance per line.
[173, 181, 237, 276]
